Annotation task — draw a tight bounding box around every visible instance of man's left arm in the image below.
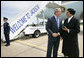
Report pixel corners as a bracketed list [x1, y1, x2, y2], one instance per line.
[7, 23, 10, 34]
[59, 19, 64, 38]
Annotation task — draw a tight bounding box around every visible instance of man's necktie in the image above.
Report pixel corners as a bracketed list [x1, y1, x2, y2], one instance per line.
[57, 17, 59, 29]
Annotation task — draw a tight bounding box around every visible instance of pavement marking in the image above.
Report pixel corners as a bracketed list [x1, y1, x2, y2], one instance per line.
[16, 40, 47, 52]
[16, 40, 62, 55]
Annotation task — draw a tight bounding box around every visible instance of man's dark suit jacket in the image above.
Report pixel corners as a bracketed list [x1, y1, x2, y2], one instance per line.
[46, 16, 62, 40]
[46, 16, 62, 57]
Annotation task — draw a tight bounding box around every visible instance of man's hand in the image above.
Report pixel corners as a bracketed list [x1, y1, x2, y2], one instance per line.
[62, 27, 68, 31]
[52, 33, 59, 37]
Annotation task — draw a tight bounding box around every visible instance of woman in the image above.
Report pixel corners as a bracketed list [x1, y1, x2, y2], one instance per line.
[61, 8, 80, 57]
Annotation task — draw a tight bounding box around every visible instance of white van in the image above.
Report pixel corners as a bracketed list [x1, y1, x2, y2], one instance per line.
[23, 19, 47, 38]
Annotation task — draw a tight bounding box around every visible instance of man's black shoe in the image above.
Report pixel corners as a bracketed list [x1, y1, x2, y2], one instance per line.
[5, 44, 10, 46]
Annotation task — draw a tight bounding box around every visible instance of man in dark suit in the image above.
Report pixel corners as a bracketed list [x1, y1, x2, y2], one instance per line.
[46, 8, 62, 57]
[3, 17, 10, 46]
[61, 8, 80, 57]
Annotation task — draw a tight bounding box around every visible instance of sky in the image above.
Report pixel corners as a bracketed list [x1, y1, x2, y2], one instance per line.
[1, 1, 62, 25]
[1, 1, 37, 19]
[1, 1, 61, 20]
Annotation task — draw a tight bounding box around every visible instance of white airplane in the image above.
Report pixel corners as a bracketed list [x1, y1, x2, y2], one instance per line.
[37, 1, 83, 20]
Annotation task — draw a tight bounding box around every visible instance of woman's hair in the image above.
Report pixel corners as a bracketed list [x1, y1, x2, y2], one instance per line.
[67, 8, 76, 15]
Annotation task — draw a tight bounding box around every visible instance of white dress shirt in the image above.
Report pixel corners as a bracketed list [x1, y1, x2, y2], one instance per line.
[68, 16, 73, 23]
[54, 15, 60, 35]
[67, 16, 73, 33]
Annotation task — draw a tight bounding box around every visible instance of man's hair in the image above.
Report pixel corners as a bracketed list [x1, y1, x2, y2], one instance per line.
[54, 8, 61, 14]
[3, 17, 8, 20]
[67, 8, 76, 15]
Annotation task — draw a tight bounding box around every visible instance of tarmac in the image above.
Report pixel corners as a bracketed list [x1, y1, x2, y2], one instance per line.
[1, 25, 83, 57]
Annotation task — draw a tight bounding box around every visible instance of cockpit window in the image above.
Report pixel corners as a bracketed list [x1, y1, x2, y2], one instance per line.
[61, 6, 66, 13]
